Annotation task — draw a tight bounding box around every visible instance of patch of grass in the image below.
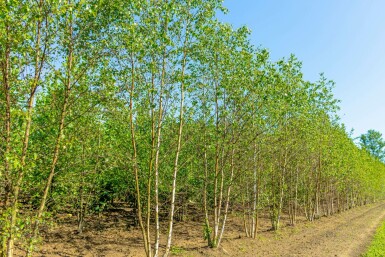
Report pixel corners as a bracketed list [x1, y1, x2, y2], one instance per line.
[257, 235, 267, 241]
[273, 230, 283, 240]
[362, 219, 385, 257]
[304, 222, 315, 228]
[290, 226, 301, 235]
[238, 243, 246, 252]
[170, 245, 185, 255]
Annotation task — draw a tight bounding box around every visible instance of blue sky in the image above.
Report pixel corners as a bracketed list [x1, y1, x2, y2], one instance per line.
[218, 0, 385, 138]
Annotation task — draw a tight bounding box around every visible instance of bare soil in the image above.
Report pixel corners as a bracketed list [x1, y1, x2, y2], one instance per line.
[19, 201, 385, 257]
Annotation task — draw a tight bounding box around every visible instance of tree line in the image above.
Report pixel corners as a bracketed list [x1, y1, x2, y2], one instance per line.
[1, 1, 385, 256]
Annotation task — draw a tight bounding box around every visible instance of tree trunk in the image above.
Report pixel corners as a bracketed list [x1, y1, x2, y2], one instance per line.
[129, 55, 149, 256]
[1, 23, 11, 209]
[27, 10, 73, 255]
[217, 147, 235, 247]
[163, 45, 187, 257]
[1, 20, 11, 257]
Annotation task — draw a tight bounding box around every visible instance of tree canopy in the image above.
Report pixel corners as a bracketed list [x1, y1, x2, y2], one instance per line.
[359, 130, 385, 162]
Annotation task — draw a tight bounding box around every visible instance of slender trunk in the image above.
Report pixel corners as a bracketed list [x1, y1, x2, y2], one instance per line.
[129, 55, 149, 256]
[145, 65, 153, 257]
[141, 60, 159, 256]
[212, 152, 219, 247]
[242, 187, 249, 237]
[277, 168, 284, 230]
[294, 167, 299, 224]
[217, 147, 235, 247]
[251, 143, 257, 238]
[212, 81, 220, 248]
[7, 5, 46, 254]
[216, 146, 225, 238]
[203, 144, 212, 245]
[146, 70, 155, 253]
[163, 46, 187, 257]
[153, 39, 167, 257]
[27, 13, 73, 255]
[254, 163, 261, 238]
[78, 144, 85, 234]
[213, 90, 227, 247]
[1, 23, 11, 208]
[202, 93, 212, 247]
[78, 178, 85, 233]
[153, 100, 162, 257]
[316, 158, 321, 217]
[1, 20, 11, 257]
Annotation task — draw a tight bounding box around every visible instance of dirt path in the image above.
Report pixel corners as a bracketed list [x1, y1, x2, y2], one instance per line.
[220, 202, 385, 257]
[31, 202, 385, 257]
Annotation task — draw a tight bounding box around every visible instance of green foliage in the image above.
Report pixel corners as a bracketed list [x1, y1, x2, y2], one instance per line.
[360, 130, 385, 162]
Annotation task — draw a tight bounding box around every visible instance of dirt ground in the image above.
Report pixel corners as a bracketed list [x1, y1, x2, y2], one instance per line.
[20, 201, 385, 257]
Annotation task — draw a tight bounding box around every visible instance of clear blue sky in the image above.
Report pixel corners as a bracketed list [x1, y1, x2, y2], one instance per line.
[218, 0, 385, 138]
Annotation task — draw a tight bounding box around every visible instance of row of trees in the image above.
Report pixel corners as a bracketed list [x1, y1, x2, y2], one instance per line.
[1, 1, 385, 256]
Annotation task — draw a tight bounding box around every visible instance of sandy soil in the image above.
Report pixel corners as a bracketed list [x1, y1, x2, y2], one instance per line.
[20, 201, 385, 257]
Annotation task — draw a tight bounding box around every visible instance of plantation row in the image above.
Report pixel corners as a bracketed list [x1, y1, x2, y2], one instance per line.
[1, 1, 385, 256]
